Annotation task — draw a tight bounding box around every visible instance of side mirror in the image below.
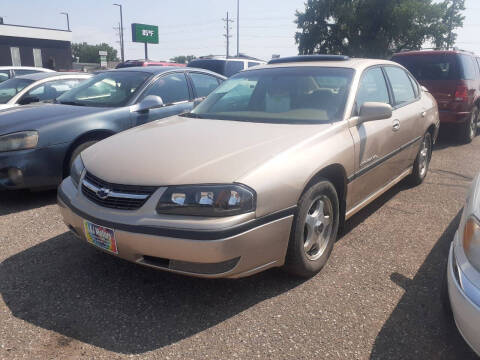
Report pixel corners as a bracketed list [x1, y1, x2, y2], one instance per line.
[18, 96, 40, 105]
[193, 97, 206, 107]
[358, 102, 392, 123]
[133, 95, 164, 113]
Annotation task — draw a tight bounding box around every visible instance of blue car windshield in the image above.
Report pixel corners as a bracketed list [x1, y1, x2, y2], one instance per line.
[189, 67, 355, 123]
[0, 78, 34, 104]
[56, 71, 151, 107]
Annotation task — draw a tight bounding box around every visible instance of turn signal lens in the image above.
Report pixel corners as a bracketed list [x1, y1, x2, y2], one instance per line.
[463, 217, 480, 271]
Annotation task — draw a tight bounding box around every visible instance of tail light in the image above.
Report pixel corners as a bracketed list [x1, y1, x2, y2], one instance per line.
[454, 85, 468, 102]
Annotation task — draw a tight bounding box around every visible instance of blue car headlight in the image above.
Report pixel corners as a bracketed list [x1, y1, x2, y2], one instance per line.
[0, 131, 38, 152]
[70, 155, 85, 187]
[157, 184, 256, 217]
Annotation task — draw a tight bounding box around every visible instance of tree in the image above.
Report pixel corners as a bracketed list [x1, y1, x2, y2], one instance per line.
[72, 43, 119, 63]
[170, 55, 197, 64]
[295, 0, 465, 59]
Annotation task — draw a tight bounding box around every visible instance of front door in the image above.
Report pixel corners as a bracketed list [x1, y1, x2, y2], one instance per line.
[347, 66, 401, 209]
[133, 72, 194, 126]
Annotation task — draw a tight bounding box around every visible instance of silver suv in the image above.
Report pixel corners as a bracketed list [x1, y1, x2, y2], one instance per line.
[58, 55, 440, 279]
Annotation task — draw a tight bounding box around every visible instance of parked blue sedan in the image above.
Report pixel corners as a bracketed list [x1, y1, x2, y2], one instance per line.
[0, 67, 225, 190]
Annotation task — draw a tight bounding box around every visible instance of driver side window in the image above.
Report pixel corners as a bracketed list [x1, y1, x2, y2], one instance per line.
[141, 73, 189, 105]
[355, 67, 390, 115]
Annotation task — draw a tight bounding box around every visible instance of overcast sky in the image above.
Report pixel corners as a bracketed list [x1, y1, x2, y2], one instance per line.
[2, 0, 479, 61]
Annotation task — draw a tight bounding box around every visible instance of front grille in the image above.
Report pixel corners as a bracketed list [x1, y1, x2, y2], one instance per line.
[81, 172, 157, 210]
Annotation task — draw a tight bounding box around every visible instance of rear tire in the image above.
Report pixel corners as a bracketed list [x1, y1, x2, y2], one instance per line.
[408, 132, 432, 186]
[67, 141, 98, 176]
[284, 180, 339, 278]
[460, 106, 478, 144]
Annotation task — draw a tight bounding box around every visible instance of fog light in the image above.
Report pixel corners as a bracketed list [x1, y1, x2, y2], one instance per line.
[8, 167, 23, 185]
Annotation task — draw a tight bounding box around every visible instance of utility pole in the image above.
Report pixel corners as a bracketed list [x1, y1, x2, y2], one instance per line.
[236, 0, 240, 56]
[222, 12, 234, 58]
[113, 4, 125, 62]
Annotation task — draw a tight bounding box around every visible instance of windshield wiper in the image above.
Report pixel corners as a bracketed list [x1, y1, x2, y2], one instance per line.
[181, 112, 203, 118]
[59, 101, 85, 106]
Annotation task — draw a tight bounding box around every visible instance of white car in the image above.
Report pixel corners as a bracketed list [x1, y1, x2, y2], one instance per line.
[0, 66, 54, 83]
[447, 173, 480, 356]
[0, 72, 91, 110]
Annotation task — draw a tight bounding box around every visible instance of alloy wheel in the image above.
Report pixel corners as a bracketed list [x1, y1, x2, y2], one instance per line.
[303, 195, 334, 261]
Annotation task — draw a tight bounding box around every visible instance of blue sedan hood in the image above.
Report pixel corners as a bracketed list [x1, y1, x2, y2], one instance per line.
[0, 103, 108, 134]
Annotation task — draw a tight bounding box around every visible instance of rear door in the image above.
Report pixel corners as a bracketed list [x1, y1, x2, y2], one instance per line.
[383, 65, 424, 170]
[188, 72, 223, 103]
[132, 72, 194, 126]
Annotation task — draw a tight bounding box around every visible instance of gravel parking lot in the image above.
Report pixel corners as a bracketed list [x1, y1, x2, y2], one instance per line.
[1, 133, 479, 360]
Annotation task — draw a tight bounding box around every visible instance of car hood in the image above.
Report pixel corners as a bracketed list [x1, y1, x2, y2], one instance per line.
[82, 115, 331, 186]
[0, 103, 108, 134]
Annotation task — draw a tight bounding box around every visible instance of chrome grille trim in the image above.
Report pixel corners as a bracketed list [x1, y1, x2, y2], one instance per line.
[82, 179, 150, 200]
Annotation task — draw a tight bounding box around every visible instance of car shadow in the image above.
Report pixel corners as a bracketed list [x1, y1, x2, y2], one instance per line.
[0, 232, 305, 354]
[0, 189, 57, 216]
[433, 128, 470, 151]
[370, 210, 478, 359]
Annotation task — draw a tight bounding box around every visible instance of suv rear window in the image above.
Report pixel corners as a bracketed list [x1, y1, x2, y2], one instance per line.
[188, 60, 226, 76]
[392, 54, 458, 81]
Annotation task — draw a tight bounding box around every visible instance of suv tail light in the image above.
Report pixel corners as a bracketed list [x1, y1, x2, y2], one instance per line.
[454, 85, 468, 102]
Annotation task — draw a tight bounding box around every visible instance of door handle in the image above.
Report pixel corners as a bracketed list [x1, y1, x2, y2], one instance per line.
[392, 119, 400, 132]
[421, 111, 427, 117]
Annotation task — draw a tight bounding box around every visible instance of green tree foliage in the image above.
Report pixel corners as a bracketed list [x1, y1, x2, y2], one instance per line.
[295, 0, 465, 59]
[169, 55, 197, 64]
[72, 43, 119, 63]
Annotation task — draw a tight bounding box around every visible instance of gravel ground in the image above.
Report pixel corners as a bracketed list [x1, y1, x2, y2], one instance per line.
[1, 133, 479, 359]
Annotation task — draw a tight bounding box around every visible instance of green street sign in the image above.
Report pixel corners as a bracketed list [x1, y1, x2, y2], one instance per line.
[131, 23, 159, 44]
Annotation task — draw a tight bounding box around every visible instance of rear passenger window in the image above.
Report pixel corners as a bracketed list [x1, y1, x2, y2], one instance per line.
[248, 62, 260, 68]
[142, 73, 189, 104]
[356, 67, 390, 114]
[458, 55, 477, 80]
[384, 67, 416, 105]
[407, 73, 419, 98]
[190, 73, 220, 98]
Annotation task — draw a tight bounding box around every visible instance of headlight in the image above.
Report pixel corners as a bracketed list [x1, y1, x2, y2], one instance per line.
[463, 216, 480, 271]
[70, 155, 85, 187]
[0, 131, 38, 152]
[157, 184, 256, 217]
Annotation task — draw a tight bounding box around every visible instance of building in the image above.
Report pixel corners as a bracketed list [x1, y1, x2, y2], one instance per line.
[0, 22, 72, 70]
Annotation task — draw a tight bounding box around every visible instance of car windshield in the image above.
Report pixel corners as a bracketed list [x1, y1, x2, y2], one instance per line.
[56, 71, 151, 107]
[392, 54, 459, 80]
[0, 78, 34, 104]
[188, 67, 354, 123]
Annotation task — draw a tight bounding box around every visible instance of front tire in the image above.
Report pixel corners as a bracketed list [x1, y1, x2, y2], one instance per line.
[408, 132, 432, 186]
[284, 180, 339, 278]
[67, 141, 98, 176]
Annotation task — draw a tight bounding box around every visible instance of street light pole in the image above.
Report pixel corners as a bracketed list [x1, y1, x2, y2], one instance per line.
[60, 12, 70, 31]
[113, 3, 125, 63]
[236, 0, 240, 57]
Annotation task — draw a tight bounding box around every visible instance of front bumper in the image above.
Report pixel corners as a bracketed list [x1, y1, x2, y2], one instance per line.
[447, 237, 480, 356]
[58, 177, 294, 279]
[0, 143, 68, 190]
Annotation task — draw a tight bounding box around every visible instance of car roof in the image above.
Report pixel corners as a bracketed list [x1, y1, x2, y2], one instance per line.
[0, 66, 54, 72]
[249, 58, 399, 72]
[111, 66, 226, 78]
[15, 72, 90, 81]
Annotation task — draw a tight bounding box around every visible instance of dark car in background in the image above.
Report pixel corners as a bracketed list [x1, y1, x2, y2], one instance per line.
[116, 60, 186, 69]
[0, 67, 225, 190]
[392, 50, 480, 142]
[188, 56, 265, 77]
